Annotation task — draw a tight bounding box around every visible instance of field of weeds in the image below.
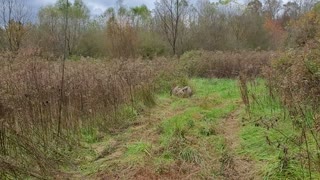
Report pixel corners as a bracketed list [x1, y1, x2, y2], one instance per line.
[0, 54, 187, 178]
[1, 0, 320, 179]
[1, 49, 320, 179]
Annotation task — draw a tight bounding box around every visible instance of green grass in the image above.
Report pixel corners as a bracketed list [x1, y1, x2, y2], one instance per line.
[81, 127, 99, 144]
[156, 78, 241, 174]
[204, 104, 237, 120]
[240, 79, 320, 179]
[191, 78, 239, 98]
[123, 141, 152, 166]
[64, 78, 320, 179]
[159, 78, 240, 145]
[126, 141, 152, 156]
[160, 107, 202, 147]
[118, 105, 139, 121]
[67, 78, 243, 178]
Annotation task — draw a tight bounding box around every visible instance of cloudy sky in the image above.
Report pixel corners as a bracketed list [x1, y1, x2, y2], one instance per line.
[28, 0, 157, 16]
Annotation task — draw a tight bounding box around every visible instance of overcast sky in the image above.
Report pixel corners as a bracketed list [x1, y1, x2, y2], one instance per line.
[28, 0, 157, 16]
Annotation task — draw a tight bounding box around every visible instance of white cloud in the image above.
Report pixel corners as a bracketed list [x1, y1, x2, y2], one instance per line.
[85, 1, 109, 16]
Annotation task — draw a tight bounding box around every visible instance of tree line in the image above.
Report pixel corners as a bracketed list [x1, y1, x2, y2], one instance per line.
[0, 0, 319, 58]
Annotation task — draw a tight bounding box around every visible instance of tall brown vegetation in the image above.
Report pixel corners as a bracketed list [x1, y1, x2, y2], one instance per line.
[106, 16, 138, 58]
[264, 5, 320, 111]
[0, 53, 184, 178]
[181, 50, 275, 78]
[238, 7, 320, 177]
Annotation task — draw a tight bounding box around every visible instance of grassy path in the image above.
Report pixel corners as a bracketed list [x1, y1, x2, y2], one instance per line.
[68, 79, 257, 179]
[218, 107, 256, 180]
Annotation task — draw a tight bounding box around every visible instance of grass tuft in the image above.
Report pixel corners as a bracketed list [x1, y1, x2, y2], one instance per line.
[179, 147, 202, 164]
[126, 141, 151, 156]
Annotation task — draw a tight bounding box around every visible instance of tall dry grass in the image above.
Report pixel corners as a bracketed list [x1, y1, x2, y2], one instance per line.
[0, 53, 184, 178]
[181, 50, 276, 78]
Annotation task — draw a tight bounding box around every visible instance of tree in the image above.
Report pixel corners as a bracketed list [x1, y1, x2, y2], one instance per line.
[0, 27, 6, 50]
[247, 0, 263, 14]
[155, 0, 189, 55]
[281, 1, 300, 25]
[0, 0, 30, 51]
[131, 5, 151, 28]
[239, 0, 271, 49]
[264, 17, 286, 48]
[296, 0, 318, 14]
[38, 0, 89, 56]
[190, 0, 224, 50]
[68, 0, 90, 54]
[263, 0, 283, 19]
[6, 20, 27, 51]
[76, 18, 107, 57]
[105, 5, 139, 58]
[286, 5, 320, 47]
[38, 5, 62, 56]
[283, 1, 300, 19]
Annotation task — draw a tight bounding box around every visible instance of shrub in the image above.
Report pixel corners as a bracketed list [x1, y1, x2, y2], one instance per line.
[181, 50, 275, 78]
[286, 7, 320, 48]
[263, 44, 320, 113]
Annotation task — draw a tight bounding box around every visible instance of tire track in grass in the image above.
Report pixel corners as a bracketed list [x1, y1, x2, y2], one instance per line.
[218, 106, 257, 180]
[90, 84, 236, 178]
[67, 78, 247, 179]
[88, 97, 191, 179]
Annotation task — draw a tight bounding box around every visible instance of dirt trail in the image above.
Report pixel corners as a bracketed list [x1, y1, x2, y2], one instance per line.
[219, 107, 256, 180]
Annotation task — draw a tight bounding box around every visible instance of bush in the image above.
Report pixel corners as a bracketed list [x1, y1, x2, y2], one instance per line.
[181, 50, 275, 78]
[263, 45, 320, 112]
[152, 57, 189, 93]
[286, 7, 320, 48]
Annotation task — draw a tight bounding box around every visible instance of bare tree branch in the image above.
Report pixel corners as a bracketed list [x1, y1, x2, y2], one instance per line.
[155, 0, 188, 55]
